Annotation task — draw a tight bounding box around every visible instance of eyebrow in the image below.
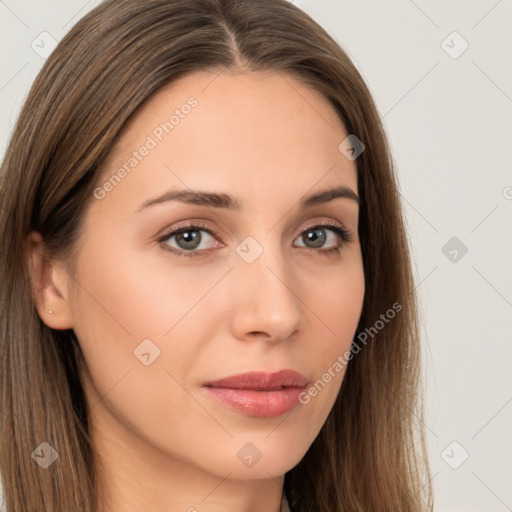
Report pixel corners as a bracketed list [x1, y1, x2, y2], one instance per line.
[136, 185, 360, 213]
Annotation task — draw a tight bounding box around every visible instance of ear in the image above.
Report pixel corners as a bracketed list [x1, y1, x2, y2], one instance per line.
[27, 231, 75, 330]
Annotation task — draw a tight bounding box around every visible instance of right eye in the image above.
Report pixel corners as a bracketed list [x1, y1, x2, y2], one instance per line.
[158, 223, 223, 258]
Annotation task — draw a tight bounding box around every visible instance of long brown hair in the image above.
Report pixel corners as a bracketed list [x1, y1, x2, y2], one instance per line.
[0, 0, 432, 510]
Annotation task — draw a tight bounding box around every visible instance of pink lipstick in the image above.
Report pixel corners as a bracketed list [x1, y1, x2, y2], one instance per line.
[202, 370, 308, 418]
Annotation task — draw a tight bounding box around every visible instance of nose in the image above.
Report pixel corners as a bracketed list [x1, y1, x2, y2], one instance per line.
[228, 244, 302, 344]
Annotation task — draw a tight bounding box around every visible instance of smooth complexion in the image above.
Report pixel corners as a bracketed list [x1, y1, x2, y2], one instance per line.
[29, 70, 365, 512]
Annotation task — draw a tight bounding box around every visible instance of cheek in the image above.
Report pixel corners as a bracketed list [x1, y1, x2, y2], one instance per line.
[301, 256, 365, 352]
[68, 235, 240, 404]
[294, 259, 364, 412]
[69, 245, 222, 428]
[70, 231, 225, 345]
[69, 247, 239, 472]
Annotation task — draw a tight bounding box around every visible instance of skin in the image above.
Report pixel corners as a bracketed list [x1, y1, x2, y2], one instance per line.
[29, 69, 365, 512]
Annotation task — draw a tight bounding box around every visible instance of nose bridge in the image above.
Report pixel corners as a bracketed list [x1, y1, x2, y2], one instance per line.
[229, 231, 303, 341]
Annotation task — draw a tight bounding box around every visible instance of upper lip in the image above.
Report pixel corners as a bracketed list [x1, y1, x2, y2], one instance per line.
[203, 370, 308, 390]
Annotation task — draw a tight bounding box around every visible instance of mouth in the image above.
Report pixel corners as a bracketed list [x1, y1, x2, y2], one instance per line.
[202, 370, 308, 418]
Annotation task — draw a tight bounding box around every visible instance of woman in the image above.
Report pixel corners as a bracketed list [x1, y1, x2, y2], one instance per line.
[0, 0, 433, 510]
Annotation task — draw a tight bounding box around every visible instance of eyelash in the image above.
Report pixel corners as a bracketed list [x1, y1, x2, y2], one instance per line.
[157, 220, 354, 259]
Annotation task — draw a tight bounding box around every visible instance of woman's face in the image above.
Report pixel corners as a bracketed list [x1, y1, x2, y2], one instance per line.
[60, 70, 364, 481]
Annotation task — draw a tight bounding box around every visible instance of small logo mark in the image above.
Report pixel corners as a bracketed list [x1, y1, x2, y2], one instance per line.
[237, 442, 263, 468]
[441, 441, 469, 469]
[31, 32, 58, 59]
[338, 134, 365, 161]
[134, 338, 161, 366]
[31, 442, 58, 468]
[236, 236, 264, 263]
[442, 237, 468, 263]
[441, 31, 469, 59]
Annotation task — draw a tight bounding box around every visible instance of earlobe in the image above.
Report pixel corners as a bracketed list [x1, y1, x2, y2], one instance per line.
[27, 231, 75, 330]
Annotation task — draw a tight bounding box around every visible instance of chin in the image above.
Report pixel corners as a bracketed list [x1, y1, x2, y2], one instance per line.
[206, 430, 313, 480]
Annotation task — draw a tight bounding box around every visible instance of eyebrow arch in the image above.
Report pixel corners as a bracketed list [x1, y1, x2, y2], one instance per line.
[136, 185, 360, 213]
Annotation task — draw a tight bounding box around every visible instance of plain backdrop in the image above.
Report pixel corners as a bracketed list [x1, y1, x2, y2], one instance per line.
[1, 1, 511, 511]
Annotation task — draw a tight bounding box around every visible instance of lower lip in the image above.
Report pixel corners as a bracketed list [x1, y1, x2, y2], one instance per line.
[202, 386, 305, 418]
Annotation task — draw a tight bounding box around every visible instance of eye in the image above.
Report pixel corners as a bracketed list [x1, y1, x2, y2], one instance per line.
[157, 220, 354, 258]
[158, 222, 220, 257]
[293, 221, 353, 256]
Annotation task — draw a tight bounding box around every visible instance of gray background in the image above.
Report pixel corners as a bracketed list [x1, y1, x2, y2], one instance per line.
[1, 1, 511, 510]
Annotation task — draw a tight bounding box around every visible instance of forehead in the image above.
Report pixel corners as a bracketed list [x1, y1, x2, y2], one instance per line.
[95, 69, 358, 215]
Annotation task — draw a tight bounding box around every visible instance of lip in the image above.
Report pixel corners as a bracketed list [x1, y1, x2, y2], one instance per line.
[202, 370, 308, 418]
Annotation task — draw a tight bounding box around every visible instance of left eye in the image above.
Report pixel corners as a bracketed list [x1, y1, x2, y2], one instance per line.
[158, 222, 352, 258]
[295, 225, 343, 250]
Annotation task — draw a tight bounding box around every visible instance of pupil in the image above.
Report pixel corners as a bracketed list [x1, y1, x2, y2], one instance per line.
[177, 230, 201, 250]
[304, 228, 326, 248]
